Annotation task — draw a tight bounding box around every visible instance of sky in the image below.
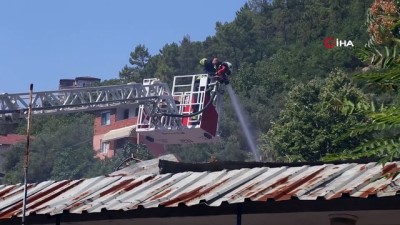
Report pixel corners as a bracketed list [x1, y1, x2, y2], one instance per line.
[0, 0, 248, 93]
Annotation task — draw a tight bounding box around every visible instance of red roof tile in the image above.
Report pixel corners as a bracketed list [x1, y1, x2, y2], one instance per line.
[0, 134, 26, 145]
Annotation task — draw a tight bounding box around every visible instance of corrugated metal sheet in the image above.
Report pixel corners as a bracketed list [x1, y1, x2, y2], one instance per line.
[0, 161, 399, 219]
[110, 154, 179, 177]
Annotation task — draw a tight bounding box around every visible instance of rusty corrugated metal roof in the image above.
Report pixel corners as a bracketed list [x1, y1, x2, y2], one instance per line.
[110, 154, 179, 177]
[0, 161, 399, 219]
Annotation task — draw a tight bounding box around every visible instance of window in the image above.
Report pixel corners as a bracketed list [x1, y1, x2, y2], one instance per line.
[123, 109, 129, 119]
[135, 107, 139, 117]
[101, 142, 109, 154]
[101, 112, 110, 125]
[116, 108, 130, 121]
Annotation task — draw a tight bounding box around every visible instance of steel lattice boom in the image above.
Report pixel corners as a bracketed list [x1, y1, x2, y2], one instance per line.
[0, 80, 176, 121]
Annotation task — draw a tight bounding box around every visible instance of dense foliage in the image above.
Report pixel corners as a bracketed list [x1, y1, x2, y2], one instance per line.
[262, 71, 371, 162]
[326, 0, 400, 163]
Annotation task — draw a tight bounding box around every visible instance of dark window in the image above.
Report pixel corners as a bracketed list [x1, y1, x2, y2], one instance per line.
[135, 108, 139, 117]
[124, 109, 129, 119]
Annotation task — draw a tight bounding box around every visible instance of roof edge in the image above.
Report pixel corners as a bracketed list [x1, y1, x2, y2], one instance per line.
[158, 157, 391, 173]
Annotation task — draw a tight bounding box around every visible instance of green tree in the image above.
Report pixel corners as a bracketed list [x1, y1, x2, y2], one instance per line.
[262, 71, 371, 162]
[177, 35, 203, 75]
[119, 44, 151, 82]
[129, 44, 151, 70]
[215, 4, 259, 68]
[153, 43, 180, 85]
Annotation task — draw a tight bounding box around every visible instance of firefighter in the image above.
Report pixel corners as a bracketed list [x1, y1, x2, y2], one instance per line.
[199, 57, 217, 75]
[192, 57, 219, 122]
[198, 57, 216, 89]
[199, 57, 232, 85]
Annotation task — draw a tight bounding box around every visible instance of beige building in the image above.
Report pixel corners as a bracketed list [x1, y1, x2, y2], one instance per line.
[58, 76, 101, 90]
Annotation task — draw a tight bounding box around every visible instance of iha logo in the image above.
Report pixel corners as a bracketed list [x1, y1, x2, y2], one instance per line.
[323, 37, 354, 49]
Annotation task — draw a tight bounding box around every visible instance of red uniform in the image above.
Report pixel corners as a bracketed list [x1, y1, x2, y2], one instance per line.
[216, 64, 228, 76]
[215, 62, 231, 84]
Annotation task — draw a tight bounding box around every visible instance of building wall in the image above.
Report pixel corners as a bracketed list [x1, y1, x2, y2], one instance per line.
[95, 136, 166, 159]
[95, 140, 116, 159]
[58, 77, 101, 89]
[58, 79, 75, 90]
[93, 107, 139, 158]
[75, 79, 99, 88]
[93, 134, 103, 153]
[93, 109, 138, 136]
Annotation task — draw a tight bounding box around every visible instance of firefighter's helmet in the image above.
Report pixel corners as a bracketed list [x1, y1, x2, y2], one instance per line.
[225, 62, 233, 71]
[199, 58, 207, 66]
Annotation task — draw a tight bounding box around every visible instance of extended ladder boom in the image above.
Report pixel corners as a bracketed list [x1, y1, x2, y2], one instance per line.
[0, 80, 174, 120]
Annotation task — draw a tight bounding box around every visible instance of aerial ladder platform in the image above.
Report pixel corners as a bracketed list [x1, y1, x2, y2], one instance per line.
[0, 74, 224, 145]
